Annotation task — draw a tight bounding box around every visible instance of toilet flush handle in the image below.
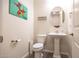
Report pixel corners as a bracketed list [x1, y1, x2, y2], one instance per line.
[69, 33, 74, 36]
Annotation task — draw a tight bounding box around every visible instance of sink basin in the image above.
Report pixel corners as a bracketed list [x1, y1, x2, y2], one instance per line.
[48, 32, 67, 37]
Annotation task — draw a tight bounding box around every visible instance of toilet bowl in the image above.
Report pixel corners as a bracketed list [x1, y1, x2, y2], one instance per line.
[33, 34, 47, 58]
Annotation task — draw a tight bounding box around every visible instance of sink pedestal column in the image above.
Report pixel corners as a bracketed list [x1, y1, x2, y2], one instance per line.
[53, 38, 61, 58]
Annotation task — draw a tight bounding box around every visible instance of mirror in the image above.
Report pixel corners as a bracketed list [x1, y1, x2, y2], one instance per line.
[50, 7, 65, 28]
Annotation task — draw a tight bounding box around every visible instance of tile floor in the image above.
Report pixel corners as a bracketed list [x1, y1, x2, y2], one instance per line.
[26, 52, 69, 58]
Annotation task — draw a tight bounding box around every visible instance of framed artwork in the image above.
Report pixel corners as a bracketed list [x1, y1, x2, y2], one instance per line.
[9, 0, 28, 20]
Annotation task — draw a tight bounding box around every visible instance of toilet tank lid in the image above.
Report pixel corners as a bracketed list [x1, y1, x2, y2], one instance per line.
[37, 34, 47, 37]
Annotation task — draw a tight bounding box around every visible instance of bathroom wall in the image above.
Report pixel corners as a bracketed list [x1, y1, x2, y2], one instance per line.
[34, 0, 73, 34]
[0, 0, 34, 57]
[34, 0, 73, 57]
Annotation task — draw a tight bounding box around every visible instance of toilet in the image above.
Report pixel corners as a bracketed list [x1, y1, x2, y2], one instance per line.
[32, 34, 47, 58]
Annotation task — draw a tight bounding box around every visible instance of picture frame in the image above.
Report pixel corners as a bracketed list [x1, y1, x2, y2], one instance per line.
[9, 0, 28, 20]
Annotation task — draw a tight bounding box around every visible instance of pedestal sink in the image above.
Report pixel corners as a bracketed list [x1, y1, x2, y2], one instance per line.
[48, 32, 67, 58]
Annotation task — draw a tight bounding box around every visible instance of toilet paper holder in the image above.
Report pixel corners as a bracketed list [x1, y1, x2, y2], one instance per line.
[10, 39, 20, 43]
[10, 40, 20, 47]
[11, 40, 18, 43]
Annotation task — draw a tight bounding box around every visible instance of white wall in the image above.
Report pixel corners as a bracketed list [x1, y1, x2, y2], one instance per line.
[34, 0, 73, 57]
[0, 0, 34, 57]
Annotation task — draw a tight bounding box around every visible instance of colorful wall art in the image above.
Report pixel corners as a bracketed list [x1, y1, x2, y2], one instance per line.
[9, 0, 28, 20]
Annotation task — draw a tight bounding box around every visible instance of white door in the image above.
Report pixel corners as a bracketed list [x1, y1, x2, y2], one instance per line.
[72, 0, 79, 57]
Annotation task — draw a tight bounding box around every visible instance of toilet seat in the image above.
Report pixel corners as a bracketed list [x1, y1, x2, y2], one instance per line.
[33, 43, 44, 51]
[33, 43, 43, 49]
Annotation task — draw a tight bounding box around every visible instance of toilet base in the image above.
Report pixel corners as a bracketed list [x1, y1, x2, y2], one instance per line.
[53, 54, 61, 58]
[34, 51, 43, 58]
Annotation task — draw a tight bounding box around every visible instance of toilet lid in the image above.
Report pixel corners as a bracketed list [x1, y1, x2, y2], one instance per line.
[33, 43, 43, 49]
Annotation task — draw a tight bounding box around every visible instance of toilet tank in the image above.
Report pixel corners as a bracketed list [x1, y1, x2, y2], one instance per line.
[36, 34, 47, 43]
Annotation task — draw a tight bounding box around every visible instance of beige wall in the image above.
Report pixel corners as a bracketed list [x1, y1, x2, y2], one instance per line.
[0, 0, 34, 57]
[34, 0, 73, 57]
